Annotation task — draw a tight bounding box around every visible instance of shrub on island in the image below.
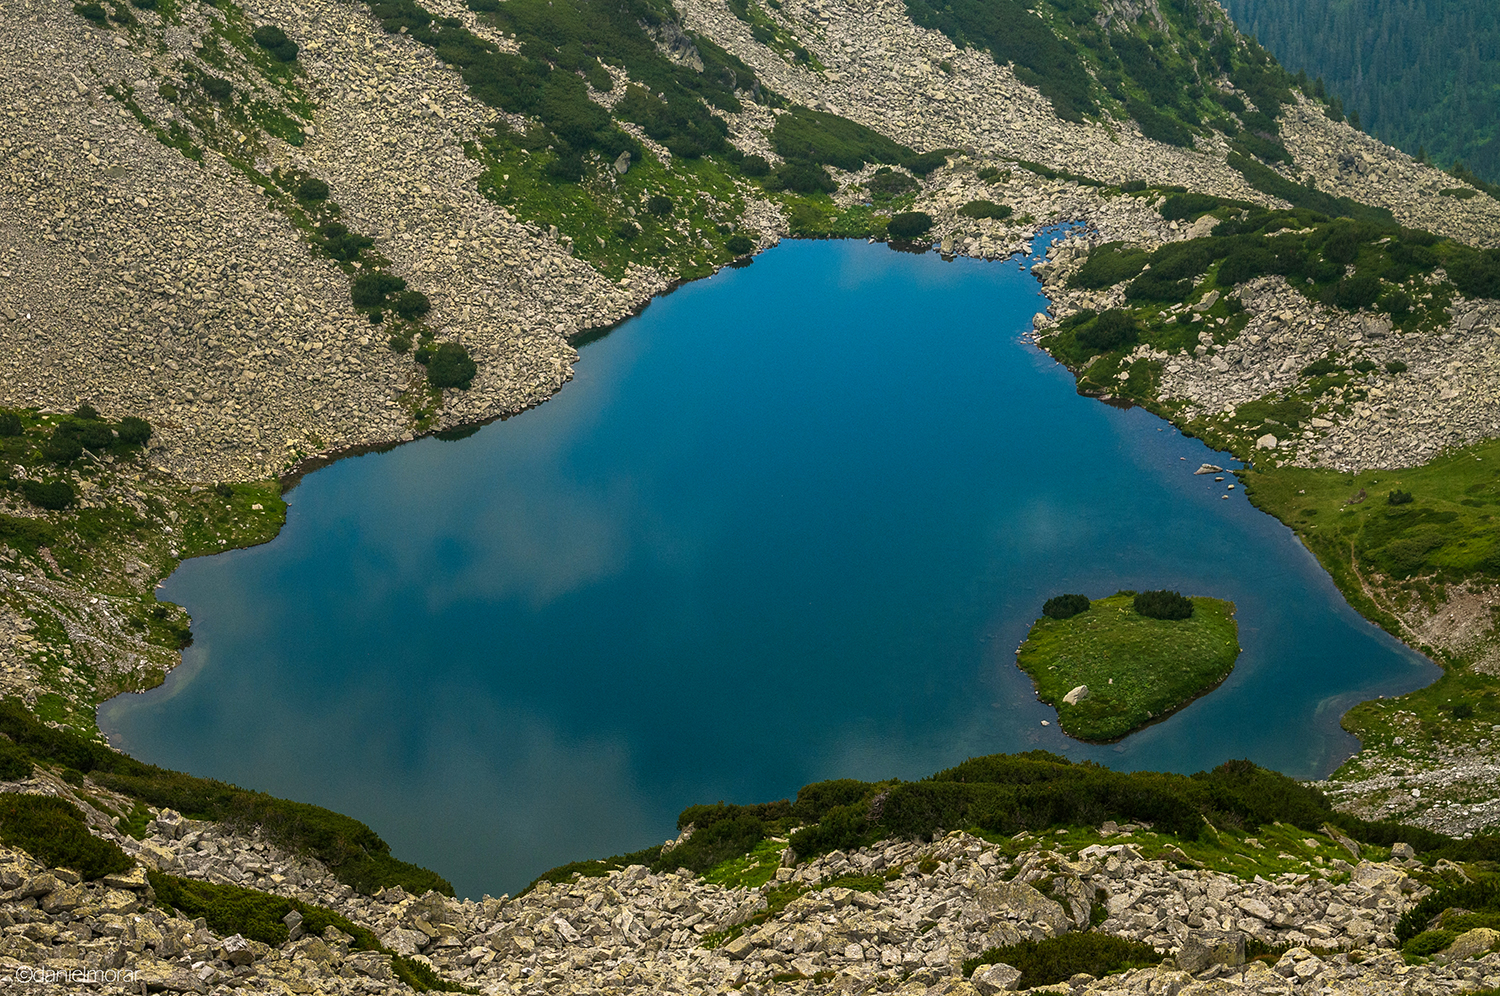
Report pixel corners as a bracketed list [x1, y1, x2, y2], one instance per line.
[1018, 591, 1235, 740]
[1042, 593, 1090, 620]
[1134, 589, 1194, 620]
[887, 211, 933, 241]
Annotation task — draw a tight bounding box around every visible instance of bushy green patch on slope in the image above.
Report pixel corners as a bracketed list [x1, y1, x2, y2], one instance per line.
[0, 794, 134, 879]
[149, 873, 472, 992]
[964, 934, 1162, 986]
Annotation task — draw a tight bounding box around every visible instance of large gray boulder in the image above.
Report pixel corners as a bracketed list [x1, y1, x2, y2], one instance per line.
[972, 961, 1023, 993]
[1177, 929, 1246, 973]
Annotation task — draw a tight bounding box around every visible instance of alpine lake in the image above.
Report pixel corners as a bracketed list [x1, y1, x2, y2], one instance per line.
[99, 235, 1437, 899]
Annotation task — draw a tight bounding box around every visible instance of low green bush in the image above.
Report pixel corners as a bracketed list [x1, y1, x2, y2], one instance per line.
[351, 272, 407, 309]
[1158, 193, 1234, 221]
[321, 224, 374, 263]
[22, 479, 75, 511]
[1332, 274, 1382, 310]
[393, 291, 431, 320]
[426, 343, 477, 390]
[867, 168, 918, 199]
[1301, 357, 1343, 377]
[44, 424, 83, 463]
[132, 0, 158, 8]
[1076, 310, 1137, 352]
[1042, 594, 1090, 620]
[964, 933, 1161, 985]
[766, 161, 835, 195]
[74, 2, 108, 23]
[1134, 589, 1193, 620]
[903, 150, 950, 176]
[740, 155, 771, 177]
[1385, 360, 1408, 374]
[116, 416, 152, 446]
[613, 220, 640, 241]
[958, 199, 1012, 220]
[887, 211, 933, 240]
[771, 106, 913, 171]
[1397, 878, 1500, 944]
[647, 194, 673, 216]
[1388, 490, 1414, 506]
[0, 412, 20, 436]
[0, 740, 33, 780]
[1404, 929, 1458, 958]
[296, 177, 330, 202]
[198, 74, 234, 103]
[727, 234, 754, 255]
[0, 794, 134, 879]
[1069, 242, 1150, 290]
[252, 24, 300, 63]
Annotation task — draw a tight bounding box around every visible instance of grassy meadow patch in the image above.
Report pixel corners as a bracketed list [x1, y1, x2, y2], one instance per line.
[1017, 592, 1240, 741]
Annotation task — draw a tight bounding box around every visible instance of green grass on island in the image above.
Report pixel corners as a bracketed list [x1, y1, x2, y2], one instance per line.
[1017, 592, 1241, 741]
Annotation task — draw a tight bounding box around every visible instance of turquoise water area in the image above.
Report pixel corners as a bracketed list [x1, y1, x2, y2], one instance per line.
[99, 238, 1435, 899]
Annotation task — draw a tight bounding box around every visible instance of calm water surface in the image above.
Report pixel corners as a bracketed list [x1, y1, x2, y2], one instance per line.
[100, 239, 1435, 898]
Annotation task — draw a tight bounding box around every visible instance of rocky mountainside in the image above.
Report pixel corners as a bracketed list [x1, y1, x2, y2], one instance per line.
[5, 0, 1500, 983]
[4, 760, 1499, 996]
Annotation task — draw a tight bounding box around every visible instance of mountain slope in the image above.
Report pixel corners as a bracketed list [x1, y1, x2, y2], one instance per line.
[4, 0, 1500, 837]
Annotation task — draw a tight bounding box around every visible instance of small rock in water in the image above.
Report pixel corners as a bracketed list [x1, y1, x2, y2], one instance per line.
[1040, 720, 1050, 726]
[1194, 463, 1224, 474]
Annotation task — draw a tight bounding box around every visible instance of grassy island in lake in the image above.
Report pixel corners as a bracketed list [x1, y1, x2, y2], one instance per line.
[1017, 592, 1241, 742]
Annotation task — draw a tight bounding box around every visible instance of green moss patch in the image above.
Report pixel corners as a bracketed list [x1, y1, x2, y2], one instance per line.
[1017, 592, 1241, 741]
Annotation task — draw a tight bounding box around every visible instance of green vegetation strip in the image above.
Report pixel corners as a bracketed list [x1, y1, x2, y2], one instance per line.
[0, 794, 134, 880]
[964, 934, 1161, 987]
[148, 873, 473, 992]
[1017, 592, 1240, 741]
[530, 750, 1500, 896]
[0, 699, 451, 897]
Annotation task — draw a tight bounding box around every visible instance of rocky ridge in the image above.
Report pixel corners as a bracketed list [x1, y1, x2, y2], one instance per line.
[4, 767, 1498, 996]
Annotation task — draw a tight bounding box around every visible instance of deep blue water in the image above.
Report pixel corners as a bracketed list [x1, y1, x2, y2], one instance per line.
[99, 239, 1435, 899]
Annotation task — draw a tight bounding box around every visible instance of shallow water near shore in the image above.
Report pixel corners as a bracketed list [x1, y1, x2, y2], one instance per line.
[100, 238, 1435, 899]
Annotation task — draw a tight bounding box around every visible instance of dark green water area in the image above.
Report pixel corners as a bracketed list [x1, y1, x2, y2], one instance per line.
[99, 236, 1436, 898]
